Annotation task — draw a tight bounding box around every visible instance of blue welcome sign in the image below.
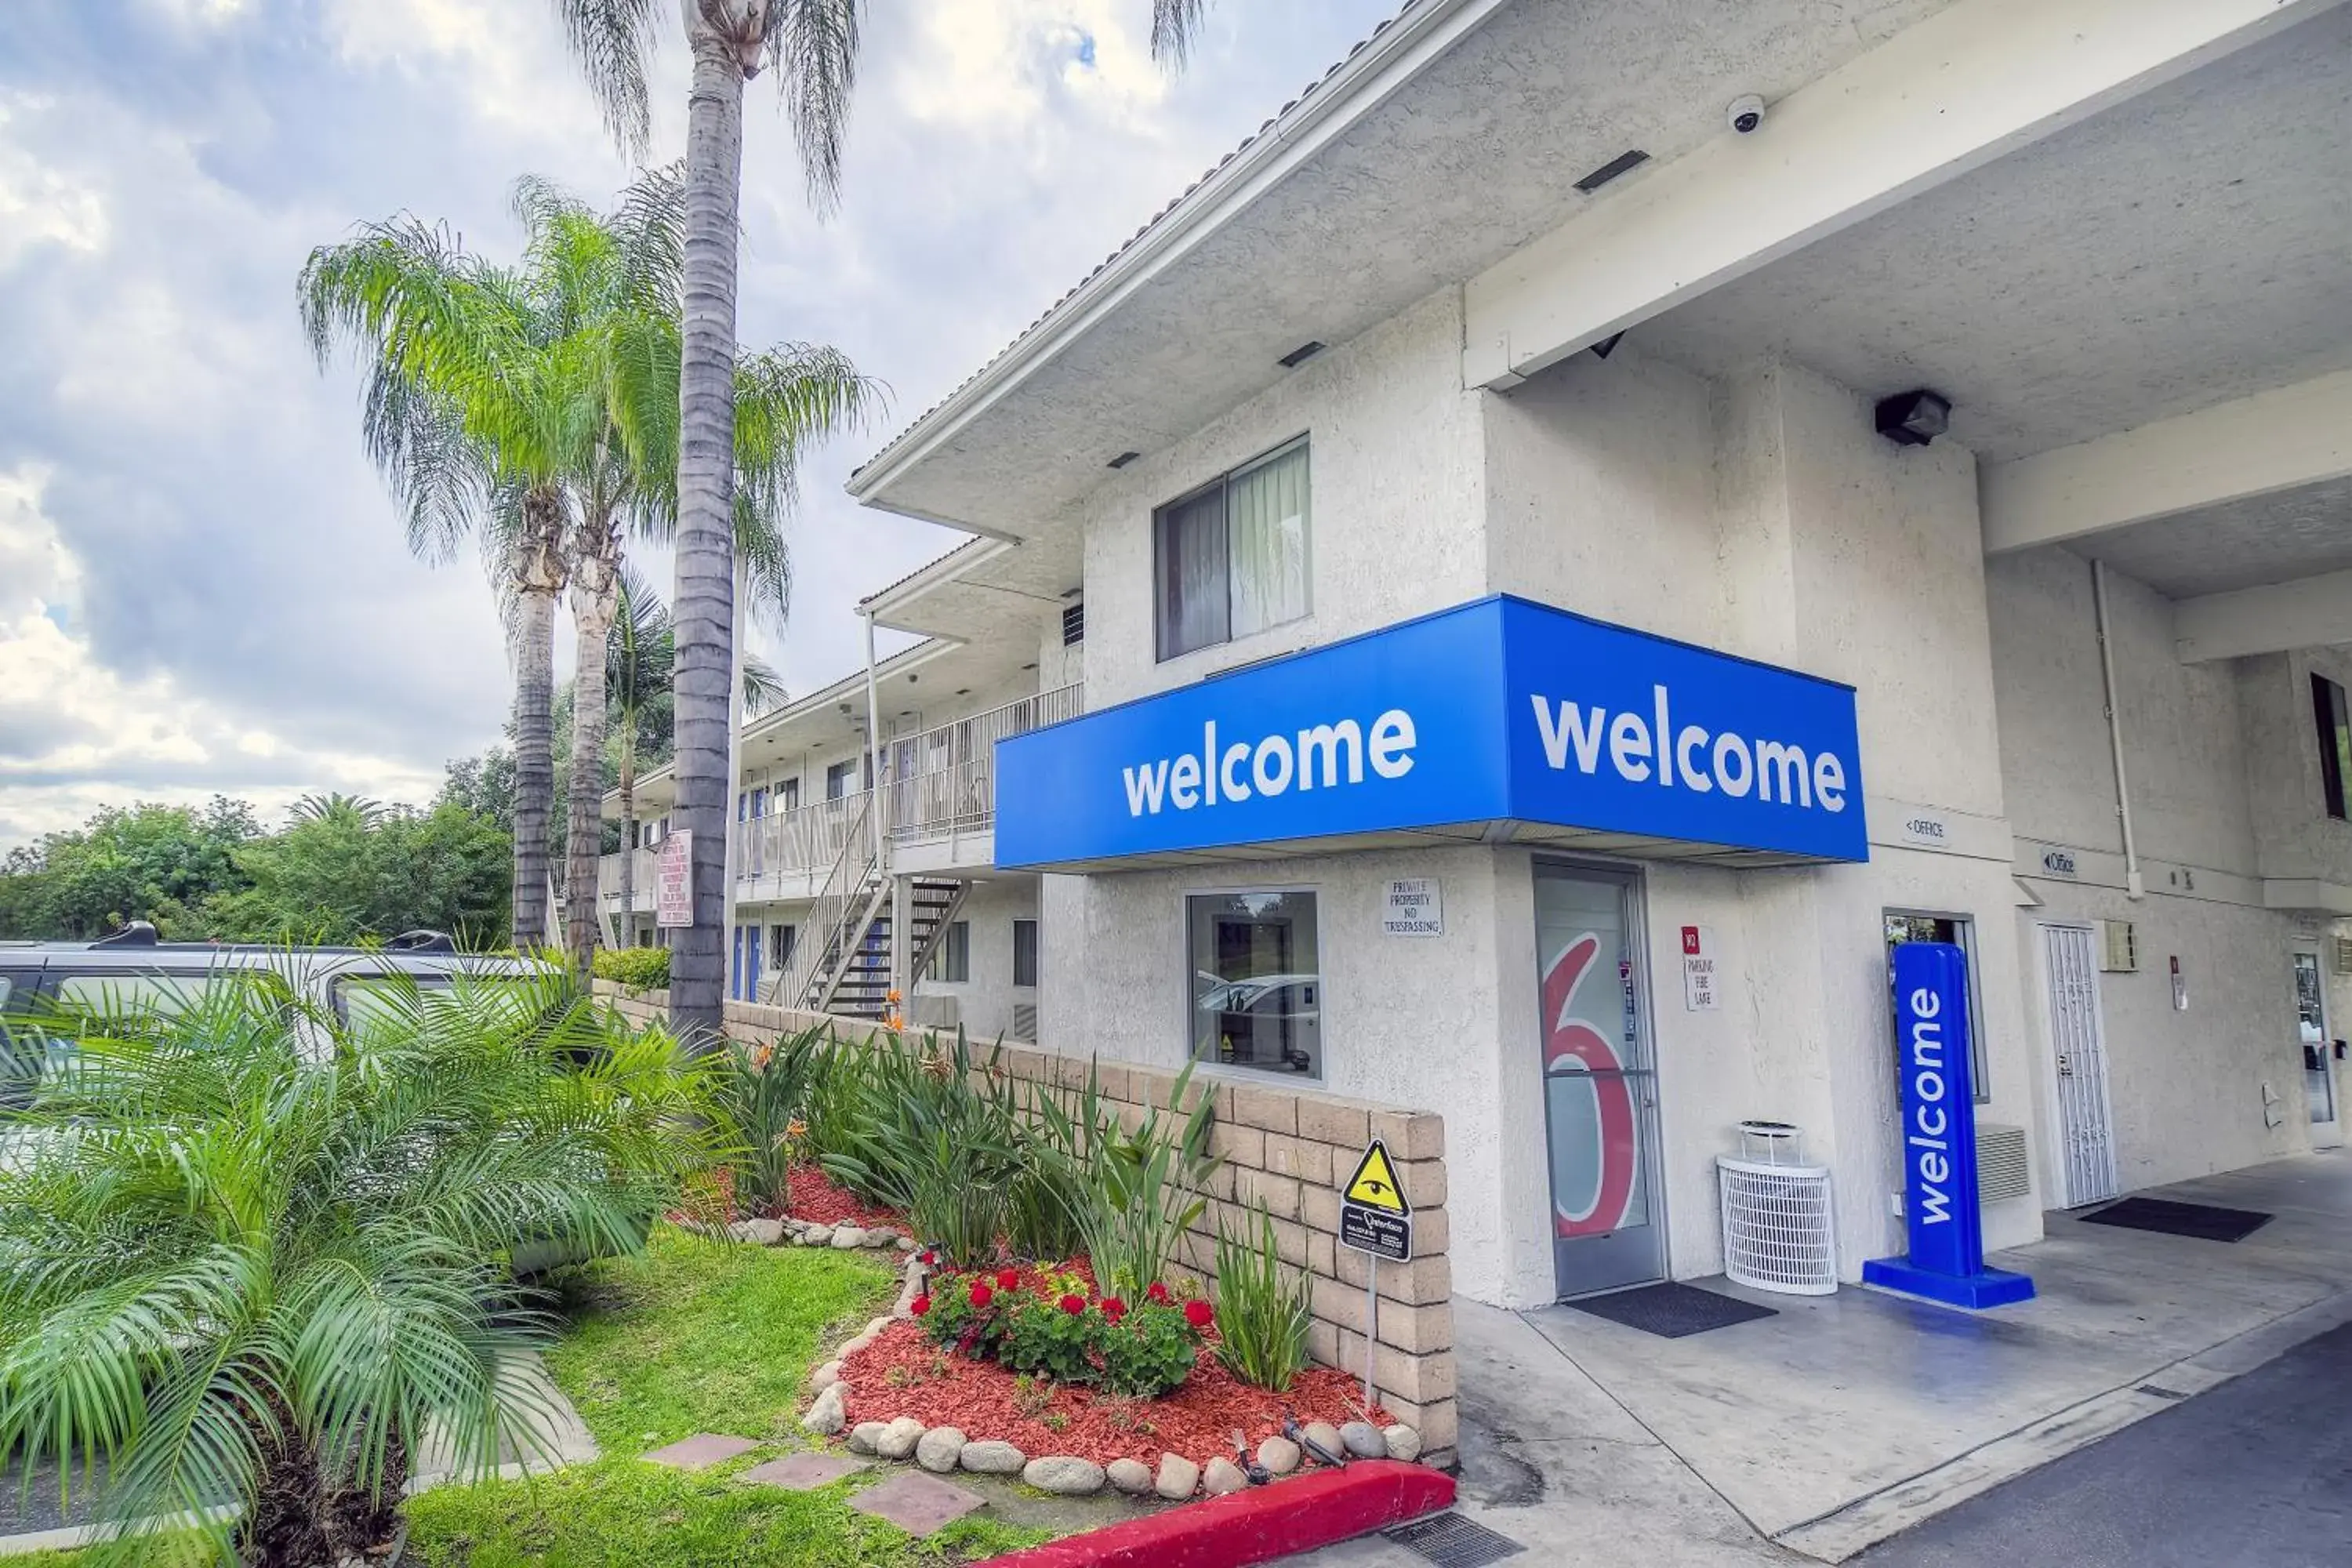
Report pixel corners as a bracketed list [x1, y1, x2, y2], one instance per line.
[994, 595, 1867, 869]
[1862, 942, 2035, 1309]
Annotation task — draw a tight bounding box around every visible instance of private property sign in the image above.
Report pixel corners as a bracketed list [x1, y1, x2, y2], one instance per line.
[655, 831, 693, 928]
[1862, 942, 2035, 1309]
[994, 596, 1867, 870]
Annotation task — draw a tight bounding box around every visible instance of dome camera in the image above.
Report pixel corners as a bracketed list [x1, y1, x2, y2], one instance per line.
[1728, 94, 1766, 135]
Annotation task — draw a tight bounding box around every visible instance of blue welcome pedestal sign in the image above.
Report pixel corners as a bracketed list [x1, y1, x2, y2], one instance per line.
[1863, 942, 2036, 1310]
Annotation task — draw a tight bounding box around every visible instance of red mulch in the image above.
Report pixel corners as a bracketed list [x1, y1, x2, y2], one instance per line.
[766, 1161, 906, 1232]
[837, 1275, 1388, 1469]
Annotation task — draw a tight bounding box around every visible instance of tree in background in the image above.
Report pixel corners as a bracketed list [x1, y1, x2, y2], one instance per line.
[549, 0, 1207, 1038]
[0, 799, 258, 941]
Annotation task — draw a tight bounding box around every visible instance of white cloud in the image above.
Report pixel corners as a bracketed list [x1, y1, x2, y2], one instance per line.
[0, 465, 441, 844]
[0, 97, 109, 268]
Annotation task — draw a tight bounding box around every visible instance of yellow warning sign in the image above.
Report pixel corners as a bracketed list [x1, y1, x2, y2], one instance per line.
[1342, 1139, 1411, 1216]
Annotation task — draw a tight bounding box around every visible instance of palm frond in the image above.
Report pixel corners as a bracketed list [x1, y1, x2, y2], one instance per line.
[547, 0, 663, 158]
[1150, 0, 1210, 66]
[764, 0, 865, 215]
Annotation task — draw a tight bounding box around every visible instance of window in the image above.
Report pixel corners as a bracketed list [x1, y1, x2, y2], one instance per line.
[826, 759, 859, 800]
[929, 920, 971, 984]
[1012, 919, 1039, 989]
[2314, 673, 2350, 821]
[1062, 600, 1084, 647]
[1155, 439, 1309, 661]
[750, 785, 771, 818]
[1883, 913, 1990, 1103]
[771, 924, 796, 971]
[1188, 891, 1320, 1079]
[777, 777, 800, 813]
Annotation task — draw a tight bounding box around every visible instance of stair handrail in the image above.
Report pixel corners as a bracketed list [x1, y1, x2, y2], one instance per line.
[767, 789, 878, 1009]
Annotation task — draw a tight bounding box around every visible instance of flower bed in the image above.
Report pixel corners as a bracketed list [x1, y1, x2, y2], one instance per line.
[839, 1316, 1384, 1468]
[770, 1160, 905, 1232]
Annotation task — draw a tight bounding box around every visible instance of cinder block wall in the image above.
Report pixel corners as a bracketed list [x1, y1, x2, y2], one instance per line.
[597, 984, 1461, 1462]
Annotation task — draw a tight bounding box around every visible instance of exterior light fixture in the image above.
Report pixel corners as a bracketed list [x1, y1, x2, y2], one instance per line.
[1107, 451, 1141, 468]
[1574, 150, 1650, 193]
[1278, 341, 1325, 368]
[1875, 390, 1951, 447]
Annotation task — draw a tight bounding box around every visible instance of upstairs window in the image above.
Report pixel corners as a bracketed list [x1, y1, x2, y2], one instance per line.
[1154, 438, 1310, 661]
[2315, 673, 2350, 821]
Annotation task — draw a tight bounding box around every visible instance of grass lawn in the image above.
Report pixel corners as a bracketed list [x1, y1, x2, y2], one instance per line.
[404, 1228, 1052, 1567]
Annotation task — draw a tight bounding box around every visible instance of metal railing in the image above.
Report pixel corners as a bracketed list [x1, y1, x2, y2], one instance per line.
[735, 791, 866, 883]
[885, 683, 1082, 845]
[598, 846, 662, 906]
[768, 789, 881, 1009]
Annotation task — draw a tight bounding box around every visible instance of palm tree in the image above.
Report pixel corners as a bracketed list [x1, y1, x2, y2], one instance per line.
[285, 792, 387, 829]
[548, 0, 1212, 1039]
[0, 971, 724, 1567]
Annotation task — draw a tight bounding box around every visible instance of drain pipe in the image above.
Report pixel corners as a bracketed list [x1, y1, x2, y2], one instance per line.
[2092, 560, 2145, 900]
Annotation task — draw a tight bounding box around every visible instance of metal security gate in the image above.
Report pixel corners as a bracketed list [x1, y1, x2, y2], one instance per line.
[2041, 924, 2119, 1207]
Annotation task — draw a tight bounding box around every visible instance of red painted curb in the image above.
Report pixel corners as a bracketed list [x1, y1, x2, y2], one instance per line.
[971, 1461, 1457, 1568]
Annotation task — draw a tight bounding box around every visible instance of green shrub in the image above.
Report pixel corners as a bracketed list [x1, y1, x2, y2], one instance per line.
[0, 969, 724, 1567]
[593, 945, 670, 991]
[709, 1024, 826, 1216]
[913, 1268, 1201, 1399]
[1033, 1059, 1220, 1299]
[1212, 1201, 1314, 1392]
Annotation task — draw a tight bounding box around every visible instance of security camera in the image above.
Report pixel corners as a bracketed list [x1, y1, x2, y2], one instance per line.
[1728, 95, 1766, 135]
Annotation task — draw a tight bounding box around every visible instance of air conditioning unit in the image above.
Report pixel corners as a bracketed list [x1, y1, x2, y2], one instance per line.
[2100, 920, 2139, 973]
[1011, 1002, 1040, 1042]
[1976, 1123, 2032, 1204]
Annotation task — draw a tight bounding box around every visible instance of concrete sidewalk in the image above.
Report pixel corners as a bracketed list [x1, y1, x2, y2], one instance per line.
[1297, 1153, 2352, 1566]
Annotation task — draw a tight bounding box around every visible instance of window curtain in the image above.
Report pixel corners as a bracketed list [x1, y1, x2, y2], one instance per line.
[1227, 444, 1308, 639]
[1158, 486, 1229, 659]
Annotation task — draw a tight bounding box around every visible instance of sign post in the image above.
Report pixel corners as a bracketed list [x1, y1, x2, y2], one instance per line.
[655, 831, 693, 930]
[1338, 1139, 1414, 1409]
[1863, 942, 2034, 1308]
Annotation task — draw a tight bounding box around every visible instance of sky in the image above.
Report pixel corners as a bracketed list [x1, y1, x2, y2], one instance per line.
[0, 0, 1392, 848]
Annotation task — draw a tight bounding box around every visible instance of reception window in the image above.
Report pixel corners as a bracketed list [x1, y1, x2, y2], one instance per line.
[1189, 891, 1321, 1079]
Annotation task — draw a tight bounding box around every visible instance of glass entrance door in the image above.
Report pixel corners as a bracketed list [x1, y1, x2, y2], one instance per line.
[2296, 946, 2339, 1151]
[1535, 864, 1664, 1300]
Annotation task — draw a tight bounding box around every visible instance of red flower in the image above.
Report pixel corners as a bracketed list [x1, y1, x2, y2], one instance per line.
[995, 1268, 1020, 1290]
[969, 1283, 994, 1309]
[1101, 1297, 1127, 1323]
[1183, 1299, 1214, 1329]
[918, 1250, 938, 1267]
[1058, 1293, 1086, 1316]
[1145, 1282, 1171, 1305]
[910, 1294, 931, 1316]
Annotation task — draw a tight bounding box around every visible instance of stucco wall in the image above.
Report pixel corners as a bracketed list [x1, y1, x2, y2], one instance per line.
[907, 874, 1039, 1043]
[2238, 647, 2352, 887]
[1070, 286, 1486, 711]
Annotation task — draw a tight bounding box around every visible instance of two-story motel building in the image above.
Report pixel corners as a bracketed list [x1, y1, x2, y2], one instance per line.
[613, 0, 2352, 1312]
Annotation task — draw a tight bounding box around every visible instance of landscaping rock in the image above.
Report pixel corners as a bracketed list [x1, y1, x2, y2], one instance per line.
[958, 1439, 1026, 1476]
[1023, 1456, 1106, 1496]
[915, 1426, 967, 1473]
[737, 1218, 786, 1246]
[839, 1334, 875, 1359]
[1383, 1425, 1424, 1462]
[1201, 1457, 1248, 1496]
[875, 1416, 925, 1461]
[862, 1228, 895, 1247]
[1105, 1457, 1155, 1496]
[1153, 1454, 1200, 1501]
[863, 1317, 894, 1340]
[830, 1225, 868, 1250]
[847, 1421, 890, 1456]
[800, 1225, 834, 1247]
[1340, 1421, 1384, 1459]
[896, 1236, 919, 1252]
[800, 1385, 847, 1436]
[1257, 1436, 1301, 1476]
[1301, 1422, 1345, 1465]
[808, 1359, 843, 1393]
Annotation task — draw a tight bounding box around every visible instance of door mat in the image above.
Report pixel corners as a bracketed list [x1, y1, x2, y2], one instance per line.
[2080, 1196, 2272, 1243]
[1566, 1281, 1779, 1338]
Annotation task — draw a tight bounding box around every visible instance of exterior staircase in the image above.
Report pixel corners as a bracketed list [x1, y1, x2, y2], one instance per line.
[824, 877, 968, 1020]
[764, 787, 969, 1018]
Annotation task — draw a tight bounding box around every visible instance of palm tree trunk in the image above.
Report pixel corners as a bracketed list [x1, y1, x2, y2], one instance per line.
[619, 739, 638, 942]
[566, 535, 621, 985]
[509, 486, 568, 951]
[667, 20, 750, 1044]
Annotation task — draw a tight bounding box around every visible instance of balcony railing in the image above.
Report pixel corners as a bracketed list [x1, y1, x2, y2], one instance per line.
[884, 683, 1082, 847]
[736, 791, 866, 884]
[599, 845, 662, 907]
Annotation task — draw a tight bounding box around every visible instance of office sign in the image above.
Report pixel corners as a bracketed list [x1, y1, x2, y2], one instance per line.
[655, 831, 693, 928]
[1863, 942, 2035, 1309]
[996, 596, 1867, 869]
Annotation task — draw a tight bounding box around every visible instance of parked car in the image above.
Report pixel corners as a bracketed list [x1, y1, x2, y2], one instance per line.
[1196, 971, 1322, 1076]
